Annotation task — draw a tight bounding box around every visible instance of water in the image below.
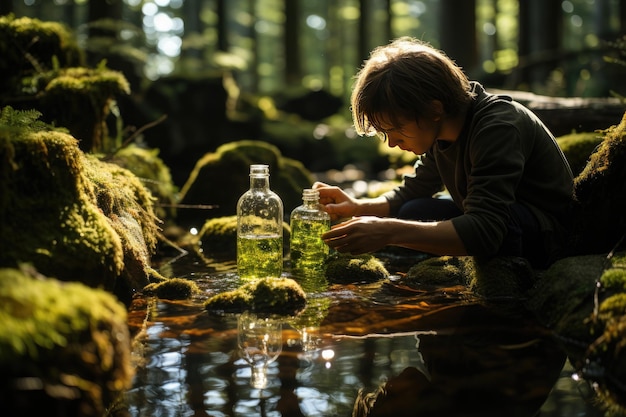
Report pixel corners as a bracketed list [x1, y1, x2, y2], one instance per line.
[124, 251, 606, 417]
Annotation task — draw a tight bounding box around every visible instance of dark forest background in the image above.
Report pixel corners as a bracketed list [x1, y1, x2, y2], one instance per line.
[4, 0, 626, 97]
[3, 0, 626, 187]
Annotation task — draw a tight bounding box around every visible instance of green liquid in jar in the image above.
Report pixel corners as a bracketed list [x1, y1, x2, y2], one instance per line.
[290, 218, 330, 271]
[237, 234, 283, 279]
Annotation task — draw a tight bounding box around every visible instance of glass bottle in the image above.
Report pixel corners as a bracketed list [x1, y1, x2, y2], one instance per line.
[290, 188, 331, 273]
[236, 164, 284, 279]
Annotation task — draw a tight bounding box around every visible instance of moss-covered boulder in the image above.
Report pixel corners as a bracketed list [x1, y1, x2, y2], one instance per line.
[143, 277, 200, 300]
[37, 66, 131, 152]
[526, 252, 626, 412]
[0, 15, 83, 96]
[402, 256, 535, 306]
[0, 15, 130, 153]
[569, 111, 626, 256]
[178, 140, 314, 226]
[204, 277, 306, 316]
[556, 131, 603, 176]
[0, 266, 133, 417]
[325, 252, 389, 284]
[0, 107, 160, 300]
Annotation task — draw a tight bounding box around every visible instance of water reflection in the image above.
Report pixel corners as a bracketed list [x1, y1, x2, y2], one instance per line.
[237, 312, 283, 390]
[123, 252, 606, 417]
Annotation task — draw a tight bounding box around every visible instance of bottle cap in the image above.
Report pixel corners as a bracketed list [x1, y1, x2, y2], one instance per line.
[250, 164, 269, 176]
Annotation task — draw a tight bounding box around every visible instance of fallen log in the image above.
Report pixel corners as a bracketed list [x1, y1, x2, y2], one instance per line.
[490, 89, 626, 136]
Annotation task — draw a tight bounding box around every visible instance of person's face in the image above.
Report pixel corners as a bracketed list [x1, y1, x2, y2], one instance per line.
[378, 116, 442, 155]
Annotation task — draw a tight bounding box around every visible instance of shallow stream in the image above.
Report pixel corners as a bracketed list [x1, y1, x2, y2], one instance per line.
[124, 250, 605, 417]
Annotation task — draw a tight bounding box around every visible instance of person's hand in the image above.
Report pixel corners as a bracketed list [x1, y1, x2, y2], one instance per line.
[312, 181, 359, 221]
[322, 216, 391, 254]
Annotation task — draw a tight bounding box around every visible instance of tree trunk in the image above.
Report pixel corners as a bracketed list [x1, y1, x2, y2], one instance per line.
[517, 0, 561, 91]
[438, 0, 477, 74]
[284, 0, 301, 86]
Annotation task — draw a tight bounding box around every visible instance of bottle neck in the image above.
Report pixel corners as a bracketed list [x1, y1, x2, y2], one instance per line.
[302, 197, 319, 208]
[250, 175, 270, 190]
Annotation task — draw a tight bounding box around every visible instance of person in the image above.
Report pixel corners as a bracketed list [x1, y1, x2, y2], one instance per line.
[314, 37, 574, 269]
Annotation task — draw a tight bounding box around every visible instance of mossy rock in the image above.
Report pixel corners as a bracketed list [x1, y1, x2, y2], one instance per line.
[0, 15, 83, 95]
[526, 252, 626, 411]
[0, 266, 132, 417]
[324, 252, 389, 284]
[204, 277, 306, 316]
[556, 131, 603, 177]
[143, 277, 200, 300]
[178, 140, 314, 226]
[403, 255, 535, 307]
[39, 66, 131, 152]
[0, 107, 160, 300]
[0, 16, 130, 153]
[569, 111, 626, 256]
[403, 256, 467, 288]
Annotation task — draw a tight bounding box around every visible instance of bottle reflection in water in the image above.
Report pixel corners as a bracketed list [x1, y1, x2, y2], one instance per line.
[237, 312, 283, 389]
[290, 189, 331, 273]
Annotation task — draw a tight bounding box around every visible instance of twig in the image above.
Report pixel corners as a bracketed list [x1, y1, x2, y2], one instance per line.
[103, 114, 168, 160]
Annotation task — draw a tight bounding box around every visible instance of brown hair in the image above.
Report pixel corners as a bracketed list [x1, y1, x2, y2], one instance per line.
[351, 37, 474, 137]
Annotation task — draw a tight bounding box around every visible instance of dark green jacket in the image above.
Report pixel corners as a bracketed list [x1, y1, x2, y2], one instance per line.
[384, 82, 574, 260]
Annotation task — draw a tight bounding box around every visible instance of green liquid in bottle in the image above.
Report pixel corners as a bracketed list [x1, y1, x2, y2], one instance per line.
[237, 234, 283, 279]
[290, 218, 330, 271]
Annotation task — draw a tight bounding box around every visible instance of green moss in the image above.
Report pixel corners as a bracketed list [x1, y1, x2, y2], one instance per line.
[556, 131, 603, 176]
[466, 256, 535, 302]
[599, 268, 626, 292]
[598, 293, 626, 318]
[526, 255, 604, 341]
[0, 107, 161, 299]
[570, 111, 626, 255]
[324, 252, 389, 284]
[39, 65, 131, 152]
[0, 112, 124, 289]
[403, 256, 466, 287]
[107, 144, 178, 221]
[196, 215, 238, 254]
[402, 256, 534, 311]
[143, 277, 200, 300]
[0, 266, 132, 415]
[0, 15, 83, 94]
[204, 277, 306, 316]
[82, 154, 161, 294]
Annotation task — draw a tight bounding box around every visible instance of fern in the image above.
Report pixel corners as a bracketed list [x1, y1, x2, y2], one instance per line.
[0, 106, 57, 132]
